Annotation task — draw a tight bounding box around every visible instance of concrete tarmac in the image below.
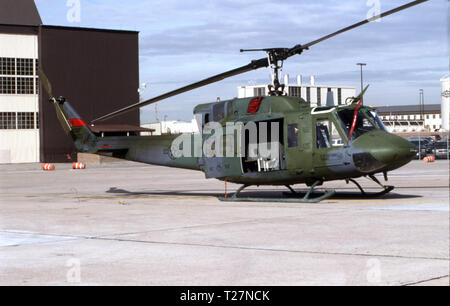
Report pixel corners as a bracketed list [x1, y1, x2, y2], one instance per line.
[0, 160, 448, 286]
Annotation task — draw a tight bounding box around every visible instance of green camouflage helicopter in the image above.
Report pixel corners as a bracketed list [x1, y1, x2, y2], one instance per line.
[39, 0, 427, 203]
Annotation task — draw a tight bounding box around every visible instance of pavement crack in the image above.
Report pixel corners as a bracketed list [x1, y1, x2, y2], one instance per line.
[89, 236, 450, 262]
[95, 215, 304, 238]
[402, 275, 450, 286]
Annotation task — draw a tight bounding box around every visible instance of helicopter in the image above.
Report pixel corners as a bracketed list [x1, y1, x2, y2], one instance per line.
[38, 0, 428, 203]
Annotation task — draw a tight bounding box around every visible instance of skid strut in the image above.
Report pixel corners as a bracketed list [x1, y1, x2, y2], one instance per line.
[219, 181, 335, 203]
[347, 175, 394, 197]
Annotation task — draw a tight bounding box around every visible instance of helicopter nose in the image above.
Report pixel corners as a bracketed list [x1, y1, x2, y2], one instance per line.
[369, 134, 417, 165]
[353, 131, 417, 173]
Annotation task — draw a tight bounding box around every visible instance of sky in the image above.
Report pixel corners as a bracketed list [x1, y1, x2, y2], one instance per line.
[34, 0, 449, 123]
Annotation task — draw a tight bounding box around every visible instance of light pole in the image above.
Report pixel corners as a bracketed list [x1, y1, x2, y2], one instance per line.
[137, 83, 147, 102]
[418, 89, 424, 159]
[356, 63, 366, 104]
[419, 89, 425, 128]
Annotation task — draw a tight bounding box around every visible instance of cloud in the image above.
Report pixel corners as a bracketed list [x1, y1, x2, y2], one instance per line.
[35, 0, 449, 121]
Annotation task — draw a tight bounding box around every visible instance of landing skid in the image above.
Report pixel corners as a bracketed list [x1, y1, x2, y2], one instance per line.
[219, 175, 395, 203]
[346, 175, 395, 198]
[219, 181, 335, 204]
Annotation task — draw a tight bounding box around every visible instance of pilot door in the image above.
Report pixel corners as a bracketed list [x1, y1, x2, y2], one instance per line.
[312, 113, 346, 173]
[284, 113, 313, 173]
[200, 105, 243, 179]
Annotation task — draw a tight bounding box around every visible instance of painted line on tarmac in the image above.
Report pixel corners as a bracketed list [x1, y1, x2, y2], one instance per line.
[0, 230, 85, 248]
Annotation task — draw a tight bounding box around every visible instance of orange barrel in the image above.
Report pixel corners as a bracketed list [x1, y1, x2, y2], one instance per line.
[42, 163, 55, 171]
[72, 162, 86, 170]
[423, 156, 435, 163]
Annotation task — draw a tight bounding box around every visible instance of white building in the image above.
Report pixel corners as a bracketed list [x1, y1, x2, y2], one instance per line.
[238, 75, 356, 107]
[376, 105, 442, 133]
[0, 33, 40, 163]
[141, 119, 199, 136]
[375, 78, 449, 133]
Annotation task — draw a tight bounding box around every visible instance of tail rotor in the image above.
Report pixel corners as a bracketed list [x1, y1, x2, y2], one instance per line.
[37, 68, 72, 135]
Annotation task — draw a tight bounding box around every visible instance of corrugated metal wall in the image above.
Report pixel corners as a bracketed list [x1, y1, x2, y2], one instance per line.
[39, 26, 140, 162]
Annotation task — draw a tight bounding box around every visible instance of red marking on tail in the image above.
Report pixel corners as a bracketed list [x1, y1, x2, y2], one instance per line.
[69, 119, 87, 127]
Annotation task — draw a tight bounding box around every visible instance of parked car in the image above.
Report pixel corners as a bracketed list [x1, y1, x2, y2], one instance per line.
[433, 142, 450, 159]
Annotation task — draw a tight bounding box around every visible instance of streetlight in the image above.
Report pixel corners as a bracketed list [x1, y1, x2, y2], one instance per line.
[418, 89, 426, 159]
[419, 89, 425, 124]
[356, 63, 366, 104]
[137, 82, 147, 102]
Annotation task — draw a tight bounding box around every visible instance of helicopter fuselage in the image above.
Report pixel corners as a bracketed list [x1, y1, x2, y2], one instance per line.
[61, 96, 417, 187]
[191, 96, 416, 186]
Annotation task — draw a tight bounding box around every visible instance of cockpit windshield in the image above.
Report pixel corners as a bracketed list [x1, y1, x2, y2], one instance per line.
[366, 110, 388, 132]
[337, 109, 384, 141]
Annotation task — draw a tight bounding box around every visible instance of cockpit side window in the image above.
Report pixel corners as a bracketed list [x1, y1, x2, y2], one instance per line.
[315, 118, 343, 149]
[316, 119, 331, 149]
[288, 124, 299, 148]
[331, 123, 344, 147]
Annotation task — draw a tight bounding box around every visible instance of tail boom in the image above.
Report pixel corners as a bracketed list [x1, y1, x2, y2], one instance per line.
[53, 98, 199, 170]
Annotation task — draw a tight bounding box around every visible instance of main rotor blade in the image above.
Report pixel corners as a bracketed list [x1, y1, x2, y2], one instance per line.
[92, 0, 429, 123]
[300, 0, 429, 50]
[91, 58, 269, 123]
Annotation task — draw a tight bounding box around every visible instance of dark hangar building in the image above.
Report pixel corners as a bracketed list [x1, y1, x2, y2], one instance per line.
[0, 0, 140, 163]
